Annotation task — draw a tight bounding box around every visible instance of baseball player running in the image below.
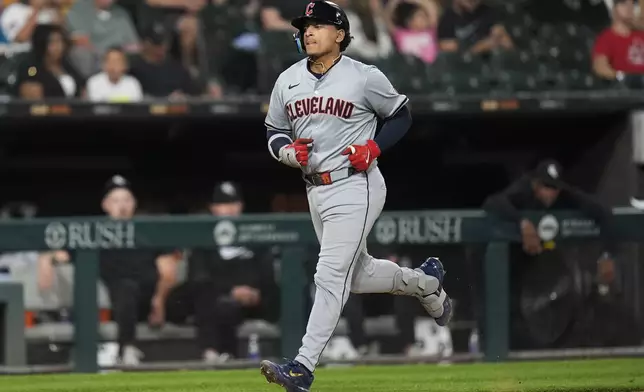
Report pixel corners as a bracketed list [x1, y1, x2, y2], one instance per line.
[261, 1, 452, 390]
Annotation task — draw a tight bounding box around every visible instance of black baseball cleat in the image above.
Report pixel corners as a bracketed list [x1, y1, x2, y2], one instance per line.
[435, 295, 453, 327]
[417, 257, 453, 326]
[260, 359, 314, 392]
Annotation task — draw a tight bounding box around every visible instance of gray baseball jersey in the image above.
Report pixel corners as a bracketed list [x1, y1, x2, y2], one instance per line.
[264, 56, 409, 175]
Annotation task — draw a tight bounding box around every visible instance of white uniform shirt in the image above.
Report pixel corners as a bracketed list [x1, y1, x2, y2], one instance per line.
[86, 72, 143, 102]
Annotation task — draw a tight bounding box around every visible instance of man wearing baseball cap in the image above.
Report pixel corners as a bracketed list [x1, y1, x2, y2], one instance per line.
[483, 159, 618, 349]
[209, 181, 244, 216]
[128, 23, 200, 98]
[186, 182, 279, 360]
[96, 175, 186, 365]
[484, 159, 616, 256]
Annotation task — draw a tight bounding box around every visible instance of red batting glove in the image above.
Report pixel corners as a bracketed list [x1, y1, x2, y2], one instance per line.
[287, 138, 313, 166]
[342, 140, 381, 172]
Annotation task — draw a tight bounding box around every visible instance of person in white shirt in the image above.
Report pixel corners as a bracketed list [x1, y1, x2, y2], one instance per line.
[86, 47, 143, 102]
[1, 0, 61, 43]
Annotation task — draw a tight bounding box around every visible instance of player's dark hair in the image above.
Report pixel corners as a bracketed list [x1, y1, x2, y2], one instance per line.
[340, 33, 352, 52]
[338, 27, 352, 52]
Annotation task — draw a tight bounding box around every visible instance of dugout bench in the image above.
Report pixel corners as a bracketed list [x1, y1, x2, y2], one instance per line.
[0, 209, 641, 372]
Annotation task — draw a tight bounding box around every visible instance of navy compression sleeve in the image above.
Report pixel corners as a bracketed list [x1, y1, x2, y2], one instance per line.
[267, 130, 292, 160]
[373, 105, 412, 152]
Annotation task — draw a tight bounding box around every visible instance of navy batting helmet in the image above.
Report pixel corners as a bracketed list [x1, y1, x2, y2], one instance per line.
[291, 1, 352, 54]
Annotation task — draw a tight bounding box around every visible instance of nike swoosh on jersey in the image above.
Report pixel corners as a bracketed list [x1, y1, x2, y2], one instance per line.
[288, 83, 300, 89]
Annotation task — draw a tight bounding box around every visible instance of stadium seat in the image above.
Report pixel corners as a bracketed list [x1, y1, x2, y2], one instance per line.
[389, 72, 432, 94]
[506, 24, 533, 48]
[53, 264, 112, 310]
[554, 48, 590, 71]
[556, 23, 594, 42]
[0, 47, 29, 95]
[489, 50, 535, 72]
[620, 74, 644, 90]
[432, 51, 461, 72]
[375, 53, 423, 74]
[557, 70, 597, 90]
[440, 72, 487, 95]
[538, 23, 594, 53]
[8, 258, 111, 330]
[3, 252, 61, 311]
[433, 51, 490, 78]
[533, 71, 567, 91]
[504, 12, 536, 30]
[376, 54, 434, 93]
[493, 71, 538, 93]
[500, 1, 520, 17]
[537, 23, 558, 42]
[433, 51, 465, 71]
[24, 316, 403, 345]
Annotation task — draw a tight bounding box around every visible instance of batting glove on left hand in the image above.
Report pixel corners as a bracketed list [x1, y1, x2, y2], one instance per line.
[279, 138, 313, 168]
[342, 140, 381, 172]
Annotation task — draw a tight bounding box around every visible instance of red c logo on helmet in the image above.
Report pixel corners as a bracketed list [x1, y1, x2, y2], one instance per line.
[305, 2, 315, 16]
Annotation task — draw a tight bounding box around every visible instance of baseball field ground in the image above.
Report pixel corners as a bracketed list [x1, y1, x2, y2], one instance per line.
[1, 358, 643, 392]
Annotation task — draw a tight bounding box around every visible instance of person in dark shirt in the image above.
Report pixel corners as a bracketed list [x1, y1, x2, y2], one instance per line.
[187, 182, 279, 359]
[138, 0, 202, 72]
[95, 175, 183, 365]
[437, 0, 512, 54]
[14, 24, 85, 99]
[484, 159, 617, 259]
[483, 159, 618, 349]
[129, 23, 201, 98]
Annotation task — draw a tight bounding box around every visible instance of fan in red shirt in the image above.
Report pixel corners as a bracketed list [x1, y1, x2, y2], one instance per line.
[592, 0, 644, 80]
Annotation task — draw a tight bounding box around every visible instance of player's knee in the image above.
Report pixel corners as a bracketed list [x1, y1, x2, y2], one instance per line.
[313, 266, 347, 297]
[313, 270, 340, 290]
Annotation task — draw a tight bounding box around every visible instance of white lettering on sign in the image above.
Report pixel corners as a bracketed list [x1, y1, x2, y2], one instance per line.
[212, 221, 300, 245]
[44, 221, 135, 249]
[375, 216, 462, 245]
[561, 218, 600, 237]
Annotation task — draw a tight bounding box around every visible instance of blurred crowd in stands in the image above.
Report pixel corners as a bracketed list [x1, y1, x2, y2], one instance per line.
[1, 0, 644, 101]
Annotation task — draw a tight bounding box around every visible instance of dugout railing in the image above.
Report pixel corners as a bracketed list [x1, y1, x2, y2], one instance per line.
[0, 208, 642, 373]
